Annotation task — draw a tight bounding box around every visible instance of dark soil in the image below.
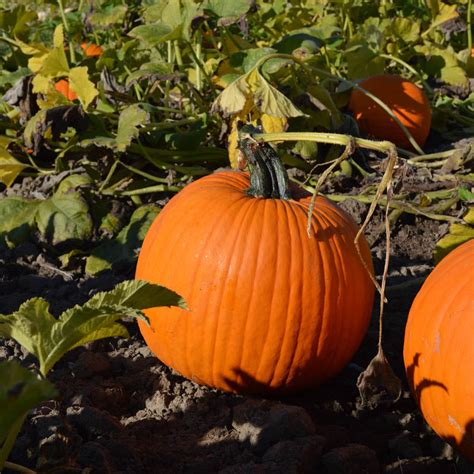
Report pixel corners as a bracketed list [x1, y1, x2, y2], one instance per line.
[1, 173, 473, 474]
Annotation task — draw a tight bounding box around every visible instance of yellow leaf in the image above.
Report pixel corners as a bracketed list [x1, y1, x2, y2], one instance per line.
[68, 67, 98, 109]
[227, 100, 258, 169]
[53, 24, 64, 49]
[32, 75, 52, 94]
[16, 39, 49, 57]
[261, 114, 287, 134]
[0, 145, 29, 187]
[463, 207, 474, 225]
[40, 47, 69, 77]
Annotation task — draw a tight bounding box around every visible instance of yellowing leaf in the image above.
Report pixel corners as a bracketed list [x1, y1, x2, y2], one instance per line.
[53, 24, 64, 48]
[40, 47, 69, 77]
[68, 67, 98, 109]
[0, 145, 29, 187]
[463, 207, 474, 225]
[32, 74, 52, 94]
[434, 223, 474, 263]
[15, 39, 49, 57]
[212, 74, 249, 116]
[261, 114, 287, 134]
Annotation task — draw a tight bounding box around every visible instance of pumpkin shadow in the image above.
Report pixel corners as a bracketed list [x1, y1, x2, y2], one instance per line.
[405, 352, 448, 405]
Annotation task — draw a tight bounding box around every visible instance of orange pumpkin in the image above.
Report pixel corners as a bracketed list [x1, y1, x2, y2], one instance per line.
[404, 239, 474, 461]
[136, 134, 375, 395]
[81, 42, 103, 57]
[54, 79, 77, 101]
[348, 75, 431, 149]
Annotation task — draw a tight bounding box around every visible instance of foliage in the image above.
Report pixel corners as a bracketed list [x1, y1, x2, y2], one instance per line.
[0, 279, 186, 468]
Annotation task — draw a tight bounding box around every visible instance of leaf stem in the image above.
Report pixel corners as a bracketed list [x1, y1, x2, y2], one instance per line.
[3, 461, 37, 474]
[0, 415, 27, 470]
[253, 53, 425, 154]
[379, 53, 433, 94]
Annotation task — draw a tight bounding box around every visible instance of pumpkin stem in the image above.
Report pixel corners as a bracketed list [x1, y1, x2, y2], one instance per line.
[238, 124, 291, 200]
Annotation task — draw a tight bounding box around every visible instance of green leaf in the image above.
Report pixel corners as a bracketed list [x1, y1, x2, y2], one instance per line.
[0, 361, 57, 444]
[345, 42, 385, 79]
[203, 0, 251, 19]
[90, 5, 127, 26]
[128, 23, 182, 46]
[68, 67, 98, 109]
[0, 197, 40, 248]
[116, 105, 150, 152]
[86, 204, 159, 275]
[84, 279, 187, 311]
[35, 193, 93, 245]
[389, 18, 420, 43]
[0, 280, 185, 376]
[459, 188, 474, 202]
[129, 0, 199, 44]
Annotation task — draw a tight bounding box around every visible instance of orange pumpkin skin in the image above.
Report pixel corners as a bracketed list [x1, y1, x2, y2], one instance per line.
[348, 75, 431, 149]
[54, 79, 78, 101]
[404, 239, 474, 461]
[81, 42, 103, 57]
[136, 171, 375, 395]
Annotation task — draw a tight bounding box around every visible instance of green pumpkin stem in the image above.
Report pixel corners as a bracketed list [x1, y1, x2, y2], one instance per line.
[238, 125, 291, 200]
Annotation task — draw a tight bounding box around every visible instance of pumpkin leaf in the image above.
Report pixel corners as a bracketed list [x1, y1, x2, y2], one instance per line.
[86, 204, 159, 275]
[116, 104, 150, 152]
[35, 191, 93, 245]
[0, 280, 186, 377]
[203, 0, 251, 19]
[0, 140, 29, 187]
[0, 361, 57, 445]
[68, 67, 98, 110]
[0, 197, 40, 248]
[434, 219, 474, 263]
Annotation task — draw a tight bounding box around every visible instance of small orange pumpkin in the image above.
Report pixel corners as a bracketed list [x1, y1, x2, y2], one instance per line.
[136, 132, 375, 395]
[54, 79, 77, 101]
[348, 75, 431, 149]
[81, 42, 103, 57]
[404, 239, 474, 461]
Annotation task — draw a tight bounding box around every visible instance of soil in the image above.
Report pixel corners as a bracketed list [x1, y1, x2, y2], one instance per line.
[1, 170, 473, 474]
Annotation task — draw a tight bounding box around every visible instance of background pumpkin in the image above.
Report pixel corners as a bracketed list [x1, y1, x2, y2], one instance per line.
[348, 74, 431, 149]
[404, 239, 474, 461]
[54, 79, 77, 101]
[136, 137, 375, 395]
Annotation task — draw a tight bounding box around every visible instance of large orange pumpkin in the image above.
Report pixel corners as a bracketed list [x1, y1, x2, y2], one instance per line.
[404, 239, 474, 461]
[136, 134, 375, 395]
[348, 75, 431, 149]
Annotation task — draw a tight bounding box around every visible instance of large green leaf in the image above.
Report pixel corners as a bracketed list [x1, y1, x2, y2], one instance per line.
[0, 361, 57, 444]
[0, 197, 40, 248]
[0, 280, 186, 376]
[86, 204, 159, 275]
[35, 193, 93, 245]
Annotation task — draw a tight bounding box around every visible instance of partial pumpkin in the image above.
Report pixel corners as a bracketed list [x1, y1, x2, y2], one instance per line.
[404, 239, 474, 462]
[136, 135, 375, 395]
[348, 74, 431, 149]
